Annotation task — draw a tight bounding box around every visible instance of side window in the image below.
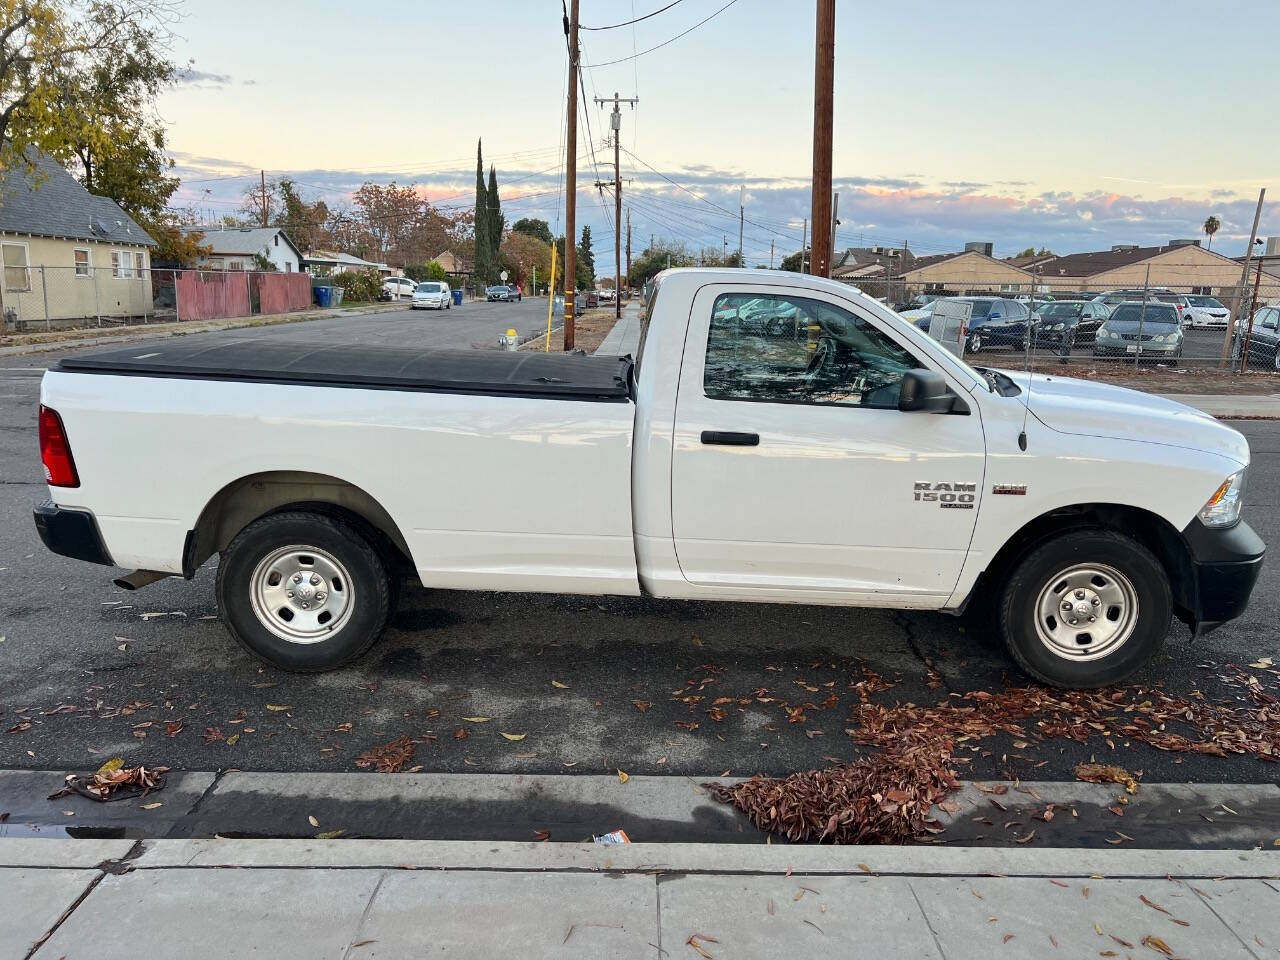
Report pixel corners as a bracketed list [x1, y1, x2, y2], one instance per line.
[1262, 309, 1278, 331]
[703, 293, 922, 409]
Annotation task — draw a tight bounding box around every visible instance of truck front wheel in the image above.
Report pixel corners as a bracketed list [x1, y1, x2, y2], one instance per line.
[216, 511, 390, 672]
[999, 530, 1171, 688]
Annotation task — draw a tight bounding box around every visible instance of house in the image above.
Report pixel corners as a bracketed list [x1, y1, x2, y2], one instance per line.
[898, 250, 1035, 295]
[1029, 242, 1278, 297]
[180, 225, 304, 272]
[301, 250, 392, 278]
[0, 151, 156, 325]
[431, 250, 471, 278]
[831, 246, 917, 282]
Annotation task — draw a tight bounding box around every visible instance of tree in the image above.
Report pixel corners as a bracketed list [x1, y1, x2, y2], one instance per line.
[780, 248, 810, 272]
[1015, 246, 1036, 258]
[1203, 215, 1220, 252]
[628, 241, 688, 287]
[404, 260, 447, 283]
[499, 230, 551, 290]
[512, 217, 553, 245]
[555, 235, 593, 290]
[577, 225, 595, 287]
[0, 1, 181, 172]
[486, 164, 503, 265]
[473, 139, 491, 284]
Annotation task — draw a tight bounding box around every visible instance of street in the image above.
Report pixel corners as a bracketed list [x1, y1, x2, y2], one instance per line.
[1, 316, 1277, 796]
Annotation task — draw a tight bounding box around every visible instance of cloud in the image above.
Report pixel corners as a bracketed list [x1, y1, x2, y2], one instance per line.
[176, 69, 233, 89]
[163, 150, 1276, 262]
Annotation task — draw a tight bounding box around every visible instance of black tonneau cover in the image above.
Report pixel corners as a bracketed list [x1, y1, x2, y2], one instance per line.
[57, 340, 634, 402]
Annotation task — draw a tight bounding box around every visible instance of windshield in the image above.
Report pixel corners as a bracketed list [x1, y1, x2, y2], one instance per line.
[1038, 302, 1083, 317]
[417, 283, 443, 292]
[1187, 296, 1224, 308]
[1108, 304, 1179, 325]
[962, 299, 995, 318]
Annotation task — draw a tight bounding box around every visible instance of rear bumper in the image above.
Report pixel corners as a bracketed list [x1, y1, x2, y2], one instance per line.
[1181, 518, 1265, 634]
[33, 501, 113, 566]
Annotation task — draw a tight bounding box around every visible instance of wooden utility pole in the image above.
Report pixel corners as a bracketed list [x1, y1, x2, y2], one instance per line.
[809, 0, 835, 277]
[738, 184, 745, 267]
[1223, 187, 1265, 364]
[594, 91, 638, 319]
[563, 0, 580, 350]
[625, 208, 632, 294]
[800, 218, 807, 273]
[260, 170, 268, 227]
[770, 238, 775, 269]
[829, 190, 840, 269]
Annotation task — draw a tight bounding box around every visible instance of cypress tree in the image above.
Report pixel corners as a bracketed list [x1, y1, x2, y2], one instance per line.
[487, 165, 504, 269]
[473, 139, 490, 284]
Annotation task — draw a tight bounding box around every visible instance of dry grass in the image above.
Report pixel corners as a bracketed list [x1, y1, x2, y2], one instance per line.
[520, 307, 619, 354]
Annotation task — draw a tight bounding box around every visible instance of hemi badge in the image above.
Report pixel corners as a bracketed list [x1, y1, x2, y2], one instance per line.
[992, 484, 1027, 496]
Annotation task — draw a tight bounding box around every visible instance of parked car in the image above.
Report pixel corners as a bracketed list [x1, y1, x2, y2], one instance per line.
[36, 269, 1262, 689]
[1185, 295, 1231, 328]
[901, 300, 937, 330]
[411, 282, 451, 311]
[1093, 289, 1189, 325]
[583, 290, 600, 308]
[1093, 301, 1184, 362]
[381, 277, 416, 301]
[597, 288, 616, 303]
[951, 297, 1032, 353]
[486, 285, 512, 302]
[1233, 304, 1280, 370]
[1026, 299, 1110, 352]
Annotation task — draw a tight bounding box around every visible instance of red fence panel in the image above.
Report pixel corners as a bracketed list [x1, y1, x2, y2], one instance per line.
[256, 273, 312, 315]
[176, 270, 251, 322]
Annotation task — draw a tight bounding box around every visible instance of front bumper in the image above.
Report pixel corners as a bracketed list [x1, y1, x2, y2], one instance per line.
[1180, 518, 1265, 634]
[33, 501, 113, 566]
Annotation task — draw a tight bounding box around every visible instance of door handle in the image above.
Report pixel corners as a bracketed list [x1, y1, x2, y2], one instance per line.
[701, 430, 760, 446]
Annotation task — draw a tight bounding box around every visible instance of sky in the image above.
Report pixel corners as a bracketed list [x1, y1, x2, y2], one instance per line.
[158, 0, 1280, 266]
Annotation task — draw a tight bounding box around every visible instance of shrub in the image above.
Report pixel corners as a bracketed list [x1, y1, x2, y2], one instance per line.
[405, 261, 447, 283]
[331, 268, 382, 302]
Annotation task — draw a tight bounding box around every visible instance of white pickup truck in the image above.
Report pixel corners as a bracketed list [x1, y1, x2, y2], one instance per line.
[34, 269, 1263, 688]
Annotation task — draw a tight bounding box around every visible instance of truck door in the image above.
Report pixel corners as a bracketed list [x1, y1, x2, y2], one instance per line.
[670, 283, 986, 601]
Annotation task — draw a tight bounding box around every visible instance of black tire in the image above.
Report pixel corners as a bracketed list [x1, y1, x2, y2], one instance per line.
[216, 511, 391, 672]
[999, 529, 1171, 688]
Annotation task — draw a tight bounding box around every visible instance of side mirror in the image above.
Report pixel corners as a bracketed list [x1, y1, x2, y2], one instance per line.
[899, 369, 957, 413]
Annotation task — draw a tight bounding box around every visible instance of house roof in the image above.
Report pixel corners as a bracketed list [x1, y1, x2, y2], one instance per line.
[901, 252, 962, 273]
[1006, 254, 1057, 269]
[301, 249, 390, 271]
[181, 225, 302, 260]
[831, 246, 917, 278]
[1034, 245, 1192, 278]
[0, 151, 155, 247]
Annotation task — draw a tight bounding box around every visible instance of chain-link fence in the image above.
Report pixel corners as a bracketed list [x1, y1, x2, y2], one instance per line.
[0, 266, 315, 334]
[838, 273, 1280, 373]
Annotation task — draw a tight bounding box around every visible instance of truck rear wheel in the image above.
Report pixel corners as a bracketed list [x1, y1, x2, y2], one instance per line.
[999, 529, 1171, 688]
[216, 511, 390, 672]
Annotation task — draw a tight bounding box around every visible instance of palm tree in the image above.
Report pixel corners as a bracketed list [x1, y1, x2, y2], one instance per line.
[1203, 215, 1221, 251]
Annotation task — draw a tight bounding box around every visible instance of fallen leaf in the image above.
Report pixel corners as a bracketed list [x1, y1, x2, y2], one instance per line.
[617, 769, 630, 784]
[165, 722, 183, 738]
[140, 801, 162, 810]
[95, 757, 124, 777]
[1002, 933, 1014, 944]
[225, 733, 240, 746]
[266, 704, 292, 712]
[1142, 934, 1173, 956]
[308, 815, 319, 827]
[631, 700, 651, 713]
[454, 727, 469, 740]
[687, 934, 717, 959]
[551, 680, 569, 689]
[857, 863, 872, 873]
[316, 829, 345, 839]
[533, 829, 550, 841]
[1140, 894, 1171, 915]
[461, 716, 490, 723]
[1249, 657, 1274, 669]
[500, 732, 527, 741]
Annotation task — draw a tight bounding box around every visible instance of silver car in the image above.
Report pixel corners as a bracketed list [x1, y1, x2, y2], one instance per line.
[1093, 301, 1184, 362]
[411, 281, 451, 310]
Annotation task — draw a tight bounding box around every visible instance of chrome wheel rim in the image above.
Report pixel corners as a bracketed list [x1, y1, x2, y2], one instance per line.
[249, 545, 355, 644]
[1033, 562, 1138, 662]
[968, 334, 982, 352]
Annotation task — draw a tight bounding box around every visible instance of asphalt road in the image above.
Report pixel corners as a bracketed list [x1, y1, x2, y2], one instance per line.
[0, 317, 1277, 788]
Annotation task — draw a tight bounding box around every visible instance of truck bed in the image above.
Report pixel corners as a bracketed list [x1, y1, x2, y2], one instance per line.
[57, 340, 634, 402]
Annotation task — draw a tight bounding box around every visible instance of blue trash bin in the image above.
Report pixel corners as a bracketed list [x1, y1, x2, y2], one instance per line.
[314, 285, 332, 308]
[452, 289, 463, 306]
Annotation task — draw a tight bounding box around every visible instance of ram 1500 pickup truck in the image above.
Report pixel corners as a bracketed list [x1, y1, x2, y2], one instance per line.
[34, 269, 1264, 687]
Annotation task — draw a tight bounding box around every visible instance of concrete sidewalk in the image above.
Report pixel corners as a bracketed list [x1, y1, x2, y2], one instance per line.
[594, 300, 643, 356]
[4, 839, 1277, 958]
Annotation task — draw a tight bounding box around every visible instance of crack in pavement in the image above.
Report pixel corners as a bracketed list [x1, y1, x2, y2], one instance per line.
[892, 611, 953, 694]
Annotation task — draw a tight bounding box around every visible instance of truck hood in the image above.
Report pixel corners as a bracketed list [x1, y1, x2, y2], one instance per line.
[995, 370, 1249, 466]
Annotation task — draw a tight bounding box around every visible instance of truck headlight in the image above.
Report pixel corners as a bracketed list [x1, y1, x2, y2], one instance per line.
[1199, 470, 1247, 527]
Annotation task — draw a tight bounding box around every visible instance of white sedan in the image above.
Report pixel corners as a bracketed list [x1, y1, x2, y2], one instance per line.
[382, 277, 416, 300]
[411, 282, 451, 310]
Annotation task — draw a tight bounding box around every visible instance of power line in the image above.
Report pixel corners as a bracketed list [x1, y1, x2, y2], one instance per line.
[581, 0, 683, 30]
[583, 0, 740, 68]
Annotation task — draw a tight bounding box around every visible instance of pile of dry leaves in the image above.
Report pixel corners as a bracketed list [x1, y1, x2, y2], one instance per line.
[710, 742, 960, 844]
[712, 666, 1277, 845]
[49, 760, 169, 803]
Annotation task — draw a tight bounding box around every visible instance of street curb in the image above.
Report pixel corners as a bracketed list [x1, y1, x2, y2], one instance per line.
[100, 839, 1280, 877]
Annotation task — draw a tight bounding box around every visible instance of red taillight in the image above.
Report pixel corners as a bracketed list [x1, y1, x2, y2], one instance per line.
[38, 405, 80, 487]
